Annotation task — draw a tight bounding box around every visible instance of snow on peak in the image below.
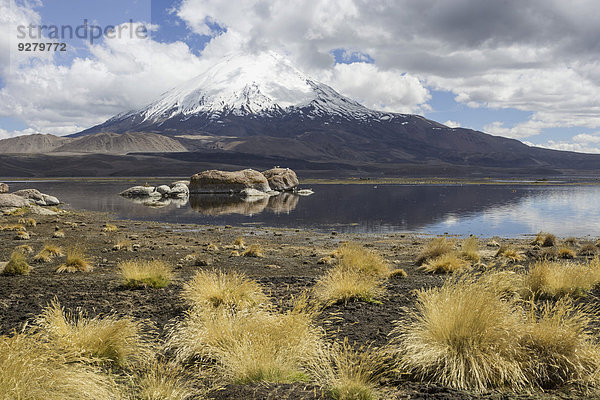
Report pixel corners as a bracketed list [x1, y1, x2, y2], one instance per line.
[138, 51, 390, 122]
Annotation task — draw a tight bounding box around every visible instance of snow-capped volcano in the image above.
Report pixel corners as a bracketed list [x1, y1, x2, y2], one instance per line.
[76, 51, 409, 137]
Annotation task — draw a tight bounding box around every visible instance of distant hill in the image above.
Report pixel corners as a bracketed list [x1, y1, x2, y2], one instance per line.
[0, 134, 73, 153]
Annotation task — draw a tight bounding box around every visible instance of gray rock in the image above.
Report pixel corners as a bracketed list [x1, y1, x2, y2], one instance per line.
[0, 183, 8, 193]
[171, 180, 190, 187]
[119, 186, 159, 197]
[240, 188, 272, 198]
[12, 189, 44, 201]
[168, 183, 189, 198]
[0, 194, 30, 208]
[189, 169, 271, 194]
[156, 185, 171, 196]
[262, 168, 299, 191]
[42, 194, 60, 206]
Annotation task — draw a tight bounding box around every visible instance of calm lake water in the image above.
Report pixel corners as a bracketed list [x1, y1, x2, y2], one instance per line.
[4, 179, 600, 238]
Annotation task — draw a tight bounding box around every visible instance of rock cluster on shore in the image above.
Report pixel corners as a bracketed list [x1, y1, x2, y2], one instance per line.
[0, 188, 61, 210]
[119, 181, 190, 199]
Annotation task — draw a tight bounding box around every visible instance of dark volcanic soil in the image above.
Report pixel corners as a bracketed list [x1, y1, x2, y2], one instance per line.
[1, 207, 598, 399]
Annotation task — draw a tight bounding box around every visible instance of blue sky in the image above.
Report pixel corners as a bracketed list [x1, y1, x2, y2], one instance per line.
[2, 0, 600, 152]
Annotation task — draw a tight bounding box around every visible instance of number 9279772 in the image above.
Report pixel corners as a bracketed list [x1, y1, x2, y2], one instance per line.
[17, 43, 67, 51]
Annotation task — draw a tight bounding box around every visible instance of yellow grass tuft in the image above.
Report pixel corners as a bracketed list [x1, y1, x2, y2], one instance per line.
[460, 236, 480, 262]
[113, 239, 132, 251]
[314, 267, 386, 304]
[542, 233, 557, 247]
[206, 243, 219, 251]
[389, 268, 408, 278]
[420, 252, 470, 274]
[416, 237, 454, 265]
[56, 246, 93, 273]
[564, 237, 578, 246]
[133, 359, 196, 400]
[558, 246, 576, 259]
[37, 301, 150, 368]
[2, 248, 31, 275]
[0, 332, 118, 399]
[182, 270, 269, 310]
[34, 244, 64, 263]
[26, 218, 37, 227]
[53, 229, 65, 238]
[15, 244, 33, 254]
[14, 230, 30, 240]
[335, 242, 390, 277]
[0, 223, 26, 231]
[232, 236, 246, 249]
[579, 243, 598, 256]
[241, 244, 264, 257]
[524, 258, 600, 299]
[102, 223, 119, 232]
[119, 259, 173, 288]
[167, 301, 324, 384]
[495, 246, 524, 262]
[4, 206, 29, 216]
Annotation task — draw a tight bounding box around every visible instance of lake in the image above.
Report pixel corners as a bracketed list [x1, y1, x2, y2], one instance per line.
[3, 179, 600, 238]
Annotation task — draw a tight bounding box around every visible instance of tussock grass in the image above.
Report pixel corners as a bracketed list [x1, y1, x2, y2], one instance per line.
[15, 244, 33, 253]
[56, 246, 92, 273]
[314, 243, 389, 304]
[26, 218, 37, 227]
[119, 259, 173, 288]
[53, 229, 65, 238]
[37, 301, 150, 368]
[524, 258, 600, 299]
[0, 223, 26, 231]
[558, 246, 576, 259]
[416, 237, 453, 265]
[241, 244, 264, 257]
[133, 359, 196, 400]
[2, 248, 31, 275]
[167, 300, 324, 384]
[314, 267, 386, 304]
[542, 233, 557, 247]
[579, 243, 598, 256]
[495, 246, 524, 262]
[478, 270, 524, 297]
[232, 236, 246, 249]
[460, 236, 480, 262]
[14, 230, 30, 240]
[391, 275, 526, 391]
[0, 332, 118, 400]
[113, 239, 132, 251]
[521, 299, 600, 389]
[389, 268, 407, 278]
[420, 253, 470, 274]
[564, 237, 578, 246]
[182, 270, 269, 310]
[34, 243, 64, 263]
[313, 339, 388, 400]
[206, 243, 219, 252]
[102, 223, 118, 232]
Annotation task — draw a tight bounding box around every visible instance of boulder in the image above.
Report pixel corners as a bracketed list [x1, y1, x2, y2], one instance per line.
[189, 169, 271, 194]
[119, 186, 160, 197]
[156, 185, 171, 196]
[0, 183, 8, 193]
[261, 168, 299, 191]
[12, 189, 44, 202]
[42, 194, 60, 206]
[168, 183, 189, 198]
[0, 194, 30, 208]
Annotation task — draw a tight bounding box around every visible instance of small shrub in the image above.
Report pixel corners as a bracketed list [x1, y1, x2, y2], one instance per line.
[37, 301, 150, 367]
[542, 234, 556, 247]
[119, 259, 173, 288]
[524, 259, 600, 299]
[241, 244, 264, 258]
[420, 253, 470, 274]
[182, 270, 268, 310]
[56, 246, 93, 273]
[532, 232, 545, 246]
[416, 237, 453, 265]
[3, 249, 31, 275]
[102, 223, 118, 232]
[460, 236, 480, 262]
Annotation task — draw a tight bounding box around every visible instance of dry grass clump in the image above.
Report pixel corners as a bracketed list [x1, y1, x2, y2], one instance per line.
[113, 239, 132, 251]
[132, 358, 196, 400]
[119, 259, 173, 288]
[15, 244, 33, 253]
[232, 236, 246, 249]
[542, 233, 557, 247]
[182, 270, 269, 310]
[495, 246, 524, 262]
[4, 206, 29, 216]
[389, 268, 407, 278]
[391, 275, 526, 391]
[313, 339, 388, 400]
[25, 218, 37, 227]
[460, 236, 480, 262]
[102, 223, 118, 232]
[416, 237, 454, 265]
[477, 270, 524, 297]
[206, 243, 219, 252]
[314, 243, 389, 304]
[53, 229, 65, 238]
[2, 248, 31, 275]
[56, 246, 93, 273]
[0, 332, 118, 400]
[0, 223, 26, 231]
[420, 253, 470, 274]
[167, 301, 323, 384]
[579, 242, 598, 256]
[34, 243, 64, 263]
[524, 259, 600, 299]
[241, 244, 264, 257]
[520, 299, 600, 389]
[558, 246, 576, 259]
[14, 230, 30, 240]
[37, 301, 150, 368]
[564, 237, 578, 246]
